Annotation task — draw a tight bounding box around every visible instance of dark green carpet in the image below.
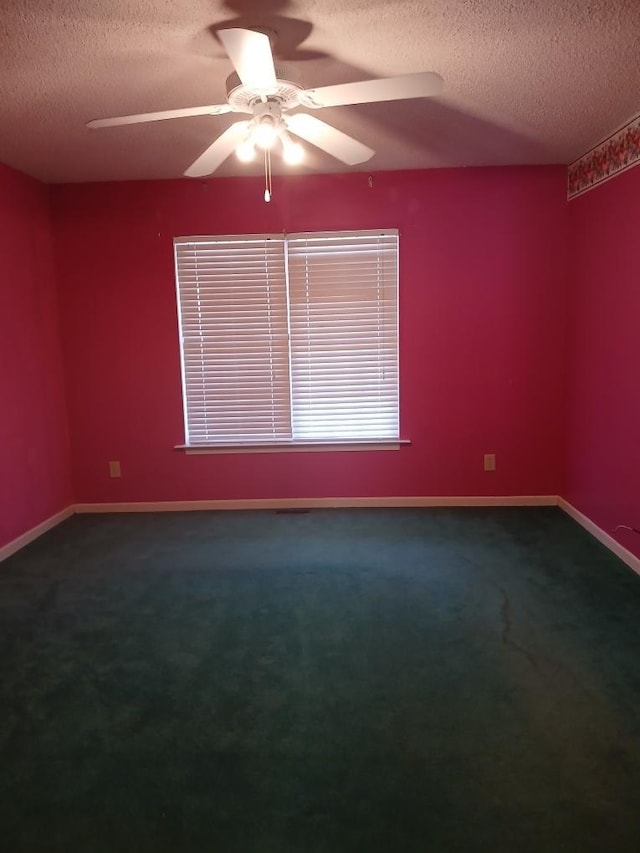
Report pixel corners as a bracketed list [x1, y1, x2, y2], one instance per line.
[1, 507, 640, 851]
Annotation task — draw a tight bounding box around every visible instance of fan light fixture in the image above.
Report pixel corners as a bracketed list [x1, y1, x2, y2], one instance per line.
[235, 139, 255, 162]
[282, 139, 304, 165]
[253, 115, 278, 149]
[233, 102, 306, 200]
[234, 116, 306, 160]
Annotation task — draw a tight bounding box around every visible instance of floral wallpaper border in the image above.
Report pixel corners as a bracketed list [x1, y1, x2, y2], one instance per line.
[568, 114, 640, 199]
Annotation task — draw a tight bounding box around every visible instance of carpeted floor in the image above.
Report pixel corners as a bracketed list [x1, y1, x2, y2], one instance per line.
[1, 507, 640, 851]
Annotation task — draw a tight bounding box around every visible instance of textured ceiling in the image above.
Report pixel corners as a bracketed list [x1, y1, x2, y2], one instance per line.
[1, 0, 639, 183]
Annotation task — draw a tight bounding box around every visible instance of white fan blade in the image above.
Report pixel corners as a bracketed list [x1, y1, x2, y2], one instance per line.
[184, 121, 250, 177]
[87, 104, 232, 129]
[301, 72, 443, 109]
[218, 28, 277, 94]
[285, 113, 374, 165]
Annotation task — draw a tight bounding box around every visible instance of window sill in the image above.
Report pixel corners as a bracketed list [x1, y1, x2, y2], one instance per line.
[174, 440, 411, 455]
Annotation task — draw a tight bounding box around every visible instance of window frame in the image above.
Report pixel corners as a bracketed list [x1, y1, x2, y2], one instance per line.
[173, 229, 403, 454]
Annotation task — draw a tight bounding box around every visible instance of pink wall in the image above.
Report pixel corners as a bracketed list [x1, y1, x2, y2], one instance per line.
[565, 166, 640, 560]
[0, 164, 73, 547]
[52, 166, 567, 503]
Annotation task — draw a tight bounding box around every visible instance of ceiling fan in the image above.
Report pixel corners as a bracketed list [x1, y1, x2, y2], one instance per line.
[87, 28, 443, 180]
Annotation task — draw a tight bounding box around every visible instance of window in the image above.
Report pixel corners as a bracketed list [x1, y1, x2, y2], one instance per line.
[174, 230, 399, 448]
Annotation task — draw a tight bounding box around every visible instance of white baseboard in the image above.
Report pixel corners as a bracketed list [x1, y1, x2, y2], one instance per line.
[74, 495, 559, 513]
[5, 499, 638, 578]
[558, 498, 640, 577]
[0, 506, 75, 564]
[0, 497, 560, 562]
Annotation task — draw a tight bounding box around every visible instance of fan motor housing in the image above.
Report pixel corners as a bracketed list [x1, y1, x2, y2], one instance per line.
[225, 66, 304, 111]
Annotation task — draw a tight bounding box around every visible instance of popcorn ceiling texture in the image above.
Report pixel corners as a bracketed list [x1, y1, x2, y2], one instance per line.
[0, 0, 639, 183]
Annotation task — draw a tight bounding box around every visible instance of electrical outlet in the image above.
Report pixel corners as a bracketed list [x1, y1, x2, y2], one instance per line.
[484, 453, 496, 472]
[109, 460, 121, 478]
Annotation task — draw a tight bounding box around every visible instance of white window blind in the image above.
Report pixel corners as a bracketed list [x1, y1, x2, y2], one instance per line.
[287, 232, 399, 440]
[175, 237, 291, 444]
[174, 230, 399, 447]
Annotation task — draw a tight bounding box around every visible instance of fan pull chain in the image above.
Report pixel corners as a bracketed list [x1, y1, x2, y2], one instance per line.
[264, 148, 272, 202]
